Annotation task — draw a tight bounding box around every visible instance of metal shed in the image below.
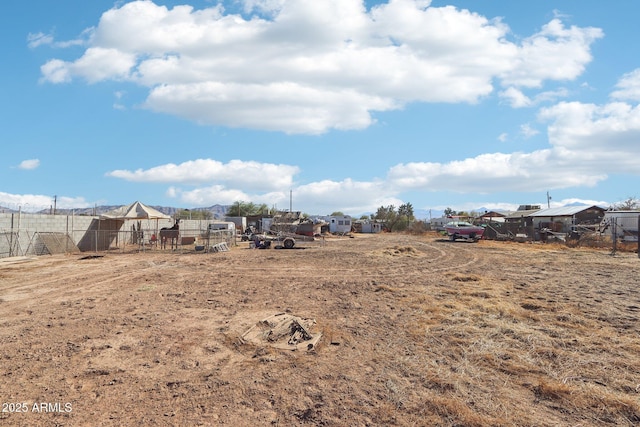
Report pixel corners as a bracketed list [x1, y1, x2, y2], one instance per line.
[528, 205, 605, 234]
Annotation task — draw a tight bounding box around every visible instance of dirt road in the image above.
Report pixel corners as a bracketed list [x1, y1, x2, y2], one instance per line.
[1, 233, 639, 426]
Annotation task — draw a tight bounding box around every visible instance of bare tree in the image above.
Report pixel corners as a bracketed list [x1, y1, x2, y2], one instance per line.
[612, 197, 640, 210]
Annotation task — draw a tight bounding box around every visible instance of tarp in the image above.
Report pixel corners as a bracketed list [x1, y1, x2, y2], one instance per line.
[100, 201, 170, 220]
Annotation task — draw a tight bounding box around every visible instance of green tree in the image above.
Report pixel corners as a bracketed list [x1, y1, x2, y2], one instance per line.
[374, 205, 396, 231]
[374, 203, 415, 232]
[227, 201, 240, 216]
[330, 211, 345, 216]
[226, 201, 273, 216]
[398, 203, 414, 220]
[396, 203, 415, 231]
[443, 207, 455, 217]
[469, 210, 481, 218]
[177, 209, 212, 220]
[255, 203, 270, 215]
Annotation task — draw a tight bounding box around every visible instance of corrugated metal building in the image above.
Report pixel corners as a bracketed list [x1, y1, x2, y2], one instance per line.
[501, 205, 605, 240]
[528, 205, 605, 234]
[503, 207, 542, 236]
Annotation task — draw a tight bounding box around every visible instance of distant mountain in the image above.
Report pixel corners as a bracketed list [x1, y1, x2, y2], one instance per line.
[562, 201, 594, 207]
[48, 205, 122, 216]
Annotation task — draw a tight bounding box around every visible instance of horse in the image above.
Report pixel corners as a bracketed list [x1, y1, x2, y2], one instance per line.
[160, 219, 180, 250]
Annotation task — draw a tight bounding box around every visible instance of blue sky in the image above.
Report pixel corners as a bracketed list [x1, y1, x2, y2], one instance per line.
[2, 0, 640, 217]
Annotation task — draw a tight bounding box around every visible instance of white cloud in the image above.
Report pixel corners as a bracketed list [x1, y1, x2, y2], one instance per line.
[28, 29, 90, 50]
[169, 178, 401, 215]
[519, 123, 539, 138]
[108, 157, 402, 214]
[144, 82, 394, 134]
[292, 179, 399, 214]
[500, 86, 569, 108]
[387, 90, 640, 194]
[40, 59, 72, 84]
[101, 65, 640, 213]
[110, 87, 640, 208]
[113, 90, 127, 109]
[119, 147, 611, 212]
[241, 0, 287, 15]
[69, 48, 137, 83]
[169, 185, 252, 206]
[108, 158, 399, 214]
[539, 101, 640, 171]
[38, 0, 602, 134]
[106, 158, 300, 191]
[386, 146, 610, 194]
[534, 87, 569, 104]
[0, 192, 91, 212]
[27, 32, 54, 48]
[500, 19, 603, 88]
[500, 87, 531, 108]
[17, 159, 40, 170]
[610, 68, 640, 102]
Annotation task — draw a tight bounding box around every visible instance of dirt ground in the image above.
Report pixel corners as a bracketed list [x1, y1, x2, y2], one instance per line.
[1, 232, 639, 426]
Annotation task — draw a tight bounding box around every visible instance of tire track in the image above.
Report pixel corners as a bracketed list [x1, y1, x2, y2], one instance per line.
[414, 239, 482, 273]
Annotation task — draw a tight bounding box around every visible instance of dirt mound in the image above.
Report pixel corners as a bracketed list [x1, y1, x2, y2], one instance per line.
[379, 245, 422, 257]
[241, 313, 322, 351]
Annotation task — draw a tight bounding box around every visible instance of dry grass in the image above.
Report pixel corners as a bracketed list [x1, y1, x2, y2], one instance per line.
[0, 232, 639, 426]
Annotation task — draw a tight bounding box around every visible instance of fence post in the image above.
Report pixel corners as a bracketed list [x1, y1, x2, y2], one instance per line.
[9, 213, 14, 257]
[611, 217, 617, 255]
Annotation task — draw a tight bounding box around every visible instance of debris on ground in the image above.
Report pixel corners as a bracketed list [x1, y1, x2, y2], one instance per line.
[242, 313, 322, 351]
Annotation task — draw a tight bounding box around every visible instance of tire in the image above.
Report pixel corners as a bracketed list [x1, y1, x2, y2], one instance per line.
[283, 237, 295, 249]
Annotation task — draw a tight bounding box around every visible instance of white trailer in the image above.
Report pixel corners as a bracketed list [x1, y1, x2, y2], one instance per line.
[324, 215, 352, 234]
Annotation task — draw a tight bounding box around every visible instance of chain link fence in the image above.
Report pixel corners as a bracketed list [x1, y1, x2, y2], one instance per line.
[0, 226, 237, 259]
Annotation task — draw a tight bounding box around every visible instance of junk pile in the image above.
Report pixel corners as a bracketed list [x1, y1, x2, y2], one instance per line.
[242, 313, 322, 351]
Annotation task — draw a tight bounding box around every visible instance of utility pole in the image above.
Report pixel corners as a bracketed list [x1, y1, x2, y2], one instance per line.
[53, 195, 57, 215]
[546, 191, 551, 208]
[289, 189, 292, 212]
